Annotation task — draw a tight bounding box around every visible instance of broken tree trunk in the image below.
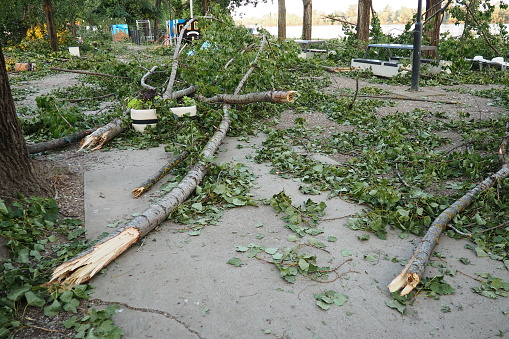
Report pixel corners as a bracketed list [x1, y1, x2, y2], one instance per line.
[28, 128, 96, 154]
[132, 150, 189, 198]
[50, 67, 130, 79]
[79, 118, 124, 151]
[388, 163, 509, 296]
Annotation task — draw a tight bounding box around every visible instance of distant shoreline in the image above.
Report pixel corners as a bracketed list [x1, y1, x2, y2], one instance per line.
[252, 23, 509, 39]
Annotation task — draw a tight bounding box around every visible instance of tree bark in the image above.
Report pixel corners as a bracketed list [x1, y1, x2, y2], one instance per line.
[423, 0, 447, 59]
[357, 0, 371, 41]
[28, 128, 96, 154]
[0, 43, 52, 203]
[43, 0, 58, 52]
[50, 67, 130, 79]
[202, 0, 210, 14]
[278, 0, 287, 42]
[302, 0, 312, 40]
[132, 150, 189, 198]
[198, 91, 297, 104]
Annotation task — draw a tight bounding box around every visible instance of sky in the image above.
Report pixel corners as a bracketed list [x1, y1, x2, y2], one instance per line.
[232, 0, 408, 19]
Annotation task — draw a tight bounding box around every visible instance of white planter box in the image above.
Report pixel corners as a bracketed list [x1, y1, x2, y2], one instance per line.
[351, 58, 402, 78]
[130, 108, 157, 132]
[69, 47, 80, 57]
[170, 105, 197, 117]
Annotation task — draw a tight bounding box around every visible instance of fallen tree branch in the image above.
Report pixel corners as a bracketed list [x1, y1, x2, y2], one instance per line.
[197, 90, 297, 104]
[388, 128, 509, 295]
[46, 106, 232, 288]
[47, 34, 297, 288]
[388, 163, 509, 295]
[28, 128, 96, 154]
[66, 93, 115, 103]
[322, 66, 356, 73]
[50, 67, 130, 79]
[79, 118, 124, 151]
[141, 66, 158, 91]
[337, 94, 460, 105]
[322, 15, 356, 26]
[132, 150, 189, 198]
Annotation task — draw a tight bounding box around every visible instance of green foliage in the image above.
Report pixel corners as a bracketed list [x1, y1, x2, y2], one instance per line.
[419, 275, 456, 299]
[63, 305, 124, 338]
[472, 273, 509, 299]
[19, 95, 115, 140]
[0, 196, 121, 337]
[163, 162, 258, 230]
[314, 290, 348, 310]
[270, 191, 326, 237]
[235, 243, 334, 283]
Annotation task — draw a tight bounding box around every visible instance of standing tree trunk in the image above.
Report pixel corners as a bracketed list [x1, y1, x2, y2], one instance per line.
[424, 0, 445, 59]
[154, 0, 162, 32]
[202, 0, 210, 14]
[0, 43, 52, 204]
[43, 0, 58, 51]
[302, 0, 312, 40]
[278, 0, 286, 41]
[357, 0, 371, 41]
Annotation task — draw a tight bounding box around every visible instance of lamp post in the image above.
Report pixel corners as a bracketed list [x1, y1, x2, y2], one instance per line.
[410, 0, 423, 91]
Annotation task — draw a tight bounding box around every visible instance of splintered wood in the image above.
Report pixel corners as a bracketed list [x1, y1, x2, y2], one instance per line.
[47, 228, 140, 288]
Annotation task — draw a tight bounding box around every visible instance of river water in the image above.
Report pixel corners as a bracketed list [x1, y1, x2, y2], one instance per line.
[263, 23, 506, 39]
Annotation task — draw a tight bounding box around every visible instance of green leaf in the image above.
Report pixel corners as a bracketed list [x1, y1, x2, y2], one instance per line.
[475, 247, 489, 257]
[316, 300, 331, 310]
[227, 257, 242, 267]
[16, 247, 30, 263]
[0, 200, 8, 214]
[341, 249, 353, 257]
[287, 234, 298, 242]
[44, 300, 62, 317]
[25, 291, 45, 308]
[73, 285, 90, 299]
[213, 184, 226, 194]
[7, 285, 31, 301]
[60, 291, 74, 303]
[332, 293, 348, 306]
[298, 258, 310, 271]
[386, 299, 406, 314]
[63, 316, 78, 329]
[313, 164, 323, 173]
[364, 254, 377, 262]
[63, 298, 80, 313]
[236, 246, 249, 252]
[265, 247, 278, 255]
[191, 202, 203, 211]
[231, 198, 245, 206]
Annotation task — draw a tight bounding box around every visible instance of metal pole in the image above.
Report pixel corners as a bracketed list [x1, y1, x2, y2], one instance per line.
[410, 0, 423, 91]
[190, 0, 194, 18]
